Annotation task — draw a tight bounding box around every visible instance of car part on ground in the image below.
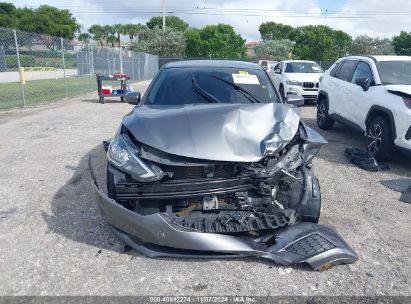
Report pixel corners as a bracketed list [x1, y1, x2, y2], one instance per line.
[344, 148, 389, 172]
[380, 179, 411, 204]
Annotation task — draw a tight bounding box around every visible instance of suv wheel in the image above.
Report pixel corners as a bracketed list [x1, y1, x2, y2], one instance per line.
[317, 99, 334, 130]
[366, 116, 393, 161]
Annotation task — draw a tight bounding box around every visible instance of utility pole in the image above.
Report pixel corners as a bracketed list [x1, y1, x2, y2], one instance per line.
[162, 0, 167, 31]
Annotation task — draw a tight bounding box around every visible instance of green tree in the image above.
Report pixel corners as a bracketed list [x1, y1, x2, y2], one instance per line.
[129, 26, 186, 56]
[78, 32, 91, 45]
[255, 39, 294, 60]
[124, 23, 145, 42]
[0, 2, 18, 28]
[103, 25, 117, 47]
[259, 22, 295, 41]
[17, 5, 79, 39]
[112, 24, 125, 47]
[88, 24, 104, 46]
[291, 25, 352, 61]
[185, 28, 203, 57]
[199, 24, 246, 58]
[146, 16, 188, 32]
[350, 35, 394, 55]
[392, 31, 411, 55]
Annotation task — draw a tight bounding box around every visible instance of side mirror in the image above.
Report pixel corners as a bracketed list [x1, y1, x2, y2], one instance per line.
[274, 68, 281, 74]
[355, 76, 370, 91]
[286, 95, 305, 106]
[124, 91, 141, 105]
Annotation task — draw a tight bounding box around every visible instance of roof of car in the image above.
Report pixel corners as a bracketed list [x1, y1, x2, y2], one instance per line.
[164, 60, 264, 69]
[280, 60, 317, 64]
[343, 55, 411, 62]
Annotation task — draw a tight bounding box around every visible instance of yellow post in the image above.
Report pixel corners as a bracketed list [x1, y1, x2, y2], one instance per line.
[21, 67, 26, 84]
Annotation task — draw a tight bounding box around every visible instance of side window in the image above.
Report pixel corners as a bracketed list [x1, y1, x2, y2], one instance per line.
[330, 62, 342, 77]
[335, 60, 358, 82]
[273, 63, 280, 71]
[351, 62, 374, 83]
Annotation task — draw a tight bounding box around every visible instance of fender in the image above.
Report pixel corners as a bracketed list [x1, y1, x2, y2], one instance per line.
[365, 105, 397, 139]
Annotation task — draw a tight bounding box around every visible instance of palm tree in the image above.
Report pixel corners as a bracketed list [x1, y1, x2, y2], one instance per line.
[78, 32, 91, 45]
[103, 25, 117, 47]
[88, 25, 104, 46]
[124, 23, 144, 42]
[112, 24, 124, 47]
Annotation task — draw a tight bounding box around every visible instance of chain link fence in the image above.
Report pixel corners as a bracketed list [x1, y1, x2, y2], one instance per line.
[0, 27, 158, 110]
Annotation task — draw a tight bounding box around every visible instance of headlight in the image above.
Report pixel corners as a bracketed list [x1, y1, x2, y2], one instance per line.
[107, 134, 163, 182]
[286, 80, 303, 86]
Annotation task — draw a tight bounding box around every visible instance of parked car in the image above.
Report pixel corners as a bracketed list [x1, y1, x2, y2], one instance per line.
[89, 60, 357, 270]
[258, 59, 277, 74]
[317, 55, 411, 161]
[271, 60, 324, 103]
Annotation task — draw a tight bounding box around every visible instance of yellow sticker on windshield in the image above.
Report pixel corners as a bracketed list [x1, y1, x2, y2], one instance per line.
[239, 70, 249, 75]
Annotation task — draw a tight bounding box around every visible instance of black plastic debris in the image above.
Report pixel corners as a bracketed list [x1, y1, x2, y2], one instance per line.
[381, 179, 411, 204]
[400, 186, 411, 204]
[381, 179, 411, 193]
[103, 140, 110, 152]
[344, 148, 389, 172]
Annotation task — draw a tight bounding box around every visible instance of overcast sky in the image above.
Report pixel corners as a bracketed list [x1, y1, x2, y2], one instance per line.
[13, 0, 411, 41]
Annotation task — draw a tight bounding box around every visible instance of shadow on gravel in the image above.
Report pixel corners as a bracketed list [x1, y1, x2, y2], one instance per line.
[302, 117, 411, 177]
[42, 144, 126, 253]
[81, 98, 125, 104]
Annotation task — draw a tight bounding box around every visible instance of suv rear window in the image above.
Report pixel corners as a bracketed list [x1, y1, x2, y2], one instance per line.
[335, 60, 358, 82]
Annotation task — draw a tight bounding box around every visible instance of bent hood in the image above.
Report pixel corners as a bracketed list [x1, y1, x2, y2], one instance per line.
[123, 103, 300, 162]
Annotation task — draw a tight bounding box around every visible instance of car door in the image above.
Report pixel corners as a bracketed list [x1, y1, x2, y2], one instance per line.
[330, 60, 358, 119]
[345, 61, 376, 129]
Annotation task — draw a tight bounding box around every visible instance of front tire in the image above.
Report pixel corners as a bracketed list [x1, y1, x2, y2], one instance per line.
[317, 98, 334, 130]
[366, 116, 393, 161]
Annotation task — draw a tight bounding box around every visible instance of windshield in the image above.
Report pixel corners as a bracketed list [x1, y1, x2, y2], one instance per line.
[377, 61, 411, 85]
[284, 62, 323, 73]
[146, 66, 279, 105]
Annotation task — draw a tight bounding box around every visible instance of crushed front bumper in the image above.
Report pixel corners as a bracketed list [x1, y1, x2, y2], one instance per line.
[89, 159, 358, 271]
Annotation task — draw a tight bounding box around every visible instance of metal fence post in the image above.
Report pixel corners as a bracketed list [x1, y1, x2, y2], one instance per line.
[88, 46, 92, 92]
[107, 47, 110, 75]
[119, 46, 123, 74]
[61, 38, 68, 98]
[13, 30, 26, 107]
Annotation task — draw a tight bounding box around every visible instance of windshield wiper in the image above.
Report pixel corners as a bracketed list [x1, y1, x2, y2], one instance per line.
[210, 74, 263, 103]
[190, 72, 221, 103]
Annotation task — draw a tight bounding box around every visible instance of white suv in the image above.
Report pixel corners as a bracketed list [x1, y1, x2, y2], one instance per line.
[317, 55, 411, 160]
[271, 60, 324, 103]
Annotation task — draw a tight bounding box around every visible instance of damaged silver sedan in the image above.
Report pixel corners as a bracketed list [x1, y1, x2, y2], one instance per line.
[90, 60, 358, 270]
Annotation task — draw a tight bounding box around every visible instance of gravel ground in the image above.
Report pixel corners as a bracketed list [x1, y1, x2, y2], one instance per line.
[0, 80, 410, 296]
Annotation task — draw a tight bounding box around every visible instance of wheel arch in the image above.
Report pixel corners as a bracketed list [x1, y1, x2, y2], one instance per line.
[317, 90, 329, 104]
[365, 105, 397, 139]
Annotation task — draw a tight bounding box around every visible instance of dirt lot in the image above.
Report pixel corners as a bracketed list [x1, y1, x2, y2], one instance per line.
[0, 80, 410, 296]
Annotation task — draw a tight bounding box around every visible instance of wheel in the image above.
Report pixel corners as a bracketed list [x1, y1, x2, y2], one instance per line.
[99, 96, 105, 104]
[366, 116, 393, 161]
[279, 84, 285, 102]
[316, 98, 334, 130]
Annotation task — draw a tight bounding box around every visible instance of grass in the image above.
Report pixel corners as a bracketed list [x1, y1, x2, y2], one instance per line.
[0, 76, 95, 110]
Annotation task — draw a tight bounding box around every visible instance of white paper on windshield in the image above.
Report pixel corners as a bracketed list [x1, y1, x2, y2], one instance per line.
[232, 74, 260, 85]
[312, 66, 321, 71]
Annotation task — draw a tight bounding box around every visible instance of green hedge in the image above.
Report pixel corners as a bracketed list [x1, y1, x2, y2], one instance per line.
[5, 55, 36, 68]
[5, 55, 76, 69]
